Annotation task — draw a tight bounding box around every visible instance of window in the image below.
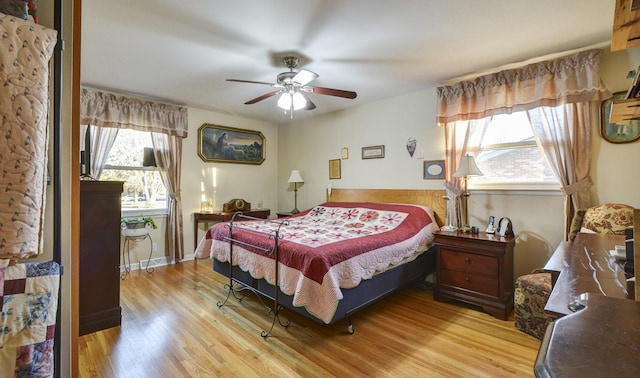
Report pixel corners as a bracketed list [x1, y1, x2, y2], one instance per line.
[463, 111, 558, 191]
[100, 129, 168, 214]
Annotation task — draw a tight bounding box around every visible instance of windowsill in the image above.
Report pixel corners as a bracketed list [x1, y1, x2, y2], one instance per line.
[121, 207, 168, 218]
[470, 188, 562, 196]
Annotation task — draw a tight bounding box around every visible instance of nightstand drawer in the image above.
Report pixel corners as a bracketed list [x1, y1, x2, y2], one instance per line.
[439, 269, 499, 297]
[439, 249, 498, 276]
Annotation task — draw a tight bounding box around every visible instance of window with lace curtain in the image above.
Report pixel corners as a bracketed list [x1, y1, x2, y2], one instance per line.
[99, 129, 168, 215]
[462, 111, 559, 191]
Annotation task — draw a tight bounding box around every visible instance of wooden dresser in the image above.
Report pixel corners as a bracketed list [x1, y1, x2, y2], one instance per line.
[79, 180, 124, 335]
[434, 231, 515, 320]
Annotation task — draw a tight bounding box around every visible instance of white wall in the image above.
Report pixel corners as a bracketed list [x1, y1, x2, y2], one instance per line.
[596, 47, 640, 206]
[276, 46, 640, 278]
[123, 106, 279, 259]
[181, 108, 279, 253]
[278, 89, 445, 209]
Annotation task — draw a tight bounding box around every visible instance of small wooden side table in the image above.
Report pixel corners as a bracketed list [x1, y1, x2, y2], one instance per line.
[434, 230, 515, 320]
[193, 209, 270, 248]
[276, 212, 294, 218]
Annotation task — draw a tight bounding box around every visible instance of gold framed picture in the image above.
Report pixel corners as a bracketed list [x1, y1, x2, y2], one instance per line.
[600, 92, 640, 144]
[329, 159, 341, 179]
[197, 123, 265, 164]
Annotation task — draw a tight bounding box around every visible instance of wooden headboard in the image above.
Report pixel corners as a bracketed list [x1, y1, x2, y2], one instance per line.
[326, 188, 447, 227]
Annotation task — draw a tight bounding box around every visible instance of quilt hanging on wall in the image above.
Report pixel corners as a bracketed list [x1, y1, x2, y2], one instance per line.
[0, 11, 57, 264]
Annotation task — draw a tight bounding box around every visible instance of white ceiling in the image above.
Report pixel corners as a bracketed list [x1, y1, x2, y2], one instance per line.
[81, 0, 615, 124]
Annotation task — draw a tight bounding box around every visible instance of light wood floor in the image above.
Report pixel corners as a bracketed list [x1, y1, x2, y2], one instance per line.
[79, 260, 541, 377]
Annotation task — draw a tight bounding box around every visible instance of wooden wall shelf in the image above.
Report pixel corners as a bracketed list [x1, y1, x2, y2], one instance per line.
[612, 0, 640, 51]
[609, 97, 640, 122]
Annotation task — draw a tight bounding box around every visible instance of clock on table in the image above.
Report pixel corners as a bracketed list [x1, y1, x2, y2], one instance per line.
[222, 198, 251, 212]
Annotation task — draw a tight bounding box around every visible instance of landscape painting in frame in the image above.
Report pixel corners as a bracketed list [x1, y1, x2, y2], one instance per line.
[198, 123, 266, 164]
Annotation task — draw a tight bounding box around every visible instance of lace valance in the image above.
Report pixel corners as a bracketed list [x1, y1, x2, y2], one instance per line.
[80, 88, 188, 138]
[436, 49, 611, 124]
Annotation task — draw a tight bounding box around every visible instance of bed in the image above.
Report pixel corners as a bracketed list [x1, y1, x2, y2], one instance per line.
[194, 188, 446, 336]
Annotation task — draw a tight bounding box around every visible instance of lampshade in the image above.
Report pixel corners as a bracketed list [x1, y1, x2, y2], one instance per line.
[288, 170, 304, 183]
[142, 147, 157, 167]
[453, 154, 483, 177]
[277, 91, 307, 111]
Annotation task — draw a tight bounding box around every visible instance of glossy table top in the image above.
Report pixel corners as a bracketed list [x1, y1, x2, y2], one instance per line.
[544, 233, 630, 316]
[535, 293, 640, 378]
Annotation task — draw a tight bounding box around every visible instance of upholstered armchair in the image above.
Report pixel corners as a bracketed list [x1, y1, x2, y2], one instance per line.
[567, 203, 635, 242]
[514, 203, 634, 339]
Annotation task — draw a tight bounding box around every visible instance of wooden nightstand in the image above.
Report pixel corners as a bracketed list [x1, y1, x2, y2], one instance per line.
[433, 230, 515, 320]
[276, 212, 294, 218]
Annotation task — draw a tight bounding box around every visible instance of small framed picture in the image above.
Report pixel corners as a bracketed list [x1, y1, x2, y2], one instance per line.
[329, 159, 341, 179]
[362, 145, 385, 159]
[423, 160, 445, 179]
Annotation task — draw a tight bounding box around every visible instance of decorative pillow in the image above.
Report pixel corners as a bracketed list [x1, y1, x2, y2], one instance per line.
[0, 0, 28, 20]
[0, 13, 57, 264]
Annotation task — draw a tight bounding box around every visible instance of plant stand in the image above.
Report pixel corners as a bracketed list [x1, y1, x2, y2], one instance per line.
[121, 227, 154, 279]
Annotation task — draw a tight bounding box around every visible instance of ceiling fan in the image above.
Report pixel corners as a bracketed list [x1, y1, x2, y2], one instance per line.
[227, 56, 357, 116]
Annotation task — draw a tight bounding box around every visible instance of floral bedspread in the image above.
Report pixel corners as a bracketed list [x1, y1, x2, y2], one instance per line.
[195, 202, 438, 323]
[0, 260, 60, 377]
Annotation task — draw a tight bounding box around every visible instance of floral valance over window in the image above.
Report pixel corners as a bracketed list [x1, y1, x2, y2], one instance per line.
[436, 49, 611, 124]
[80, 88, 188, 138]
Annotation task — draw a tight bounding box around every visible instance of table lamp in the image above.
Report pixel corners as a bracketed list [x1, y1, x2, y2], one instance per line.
[453, 154, 483, 232]
[288, 170, 304, 214]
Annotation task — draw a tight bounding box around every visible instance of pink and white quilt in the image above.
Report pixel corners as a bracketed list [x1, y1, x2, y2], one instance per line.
[0, 260, 60, 376]
[195, 202, 439, 323]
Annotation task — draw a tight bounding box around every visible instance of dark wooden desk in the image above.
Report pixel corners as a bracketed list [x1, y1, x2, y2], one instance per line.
[543, 233, 630, 317]
[535, 293, 640, 378]
[193, 209, 270, 248]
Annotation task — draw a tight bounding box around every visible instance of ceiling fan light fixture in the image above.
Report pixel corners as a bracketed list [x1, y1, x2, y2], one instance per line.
[277, 91, 307, 111]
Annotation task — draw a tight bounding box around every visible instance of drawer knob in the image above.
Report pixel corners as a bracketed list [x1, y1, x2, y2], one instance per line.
[465, 277, 470, 282]
[465, 257, 471, 263]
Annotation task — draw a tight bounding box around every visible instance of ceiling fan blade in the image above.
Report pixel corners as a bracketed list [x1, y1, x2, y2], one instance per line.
[292, 69, 319, 86]
[227, 79, 277, 87]
[244, 90, 282, 105]
[305, 85, 357, 99]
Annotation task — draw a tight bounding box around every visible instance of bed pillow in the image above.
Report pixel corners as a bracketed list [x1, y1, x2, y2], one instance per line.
[0, 0, 28, 19]
[0, 12, 57, 265]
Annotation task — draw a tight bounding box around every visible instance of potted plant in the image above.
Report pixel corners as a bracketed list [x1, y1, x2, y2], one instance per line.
[121, 216, 157, 237]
